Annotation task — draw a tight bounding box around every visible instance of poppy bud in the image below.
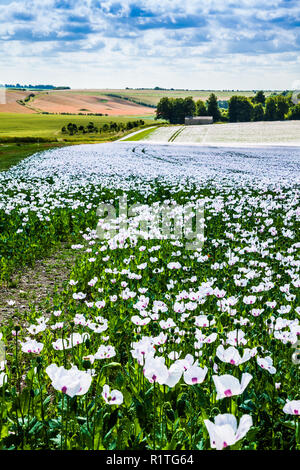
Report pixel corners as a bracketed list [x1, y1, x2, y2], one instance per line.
[82, 360, 91, 370]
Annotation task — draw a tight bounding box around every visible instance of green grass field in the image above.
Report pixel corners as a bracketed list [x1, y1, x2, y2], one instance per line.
[0, 113, 155, 139]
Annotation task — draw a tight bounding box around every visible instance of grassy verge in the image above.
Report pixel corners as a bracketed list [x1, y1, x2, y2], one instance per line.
[0, 142, 70, 172]
[0, 136, 119, 172]
[122, 126, 157, 141]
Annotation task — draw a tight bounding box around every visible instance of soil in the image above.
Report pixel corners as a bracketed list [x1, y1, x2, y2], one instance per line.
[31, 92, 154, 116]
[0, 90, 36, 114]
[0, 242, 79, 326]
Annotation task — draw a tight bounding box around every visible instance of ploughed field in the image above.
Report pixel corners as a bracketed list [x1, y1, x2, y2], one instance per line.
[0, 90, 35, 114]
[0, 89, 155, 116]
[30, 91, 155, 116]
[0, 143, 299, 450]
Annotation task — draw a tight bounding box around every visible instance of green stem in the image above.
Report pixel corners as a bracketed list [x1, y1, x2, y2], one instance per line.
[153, 381, 156, 450]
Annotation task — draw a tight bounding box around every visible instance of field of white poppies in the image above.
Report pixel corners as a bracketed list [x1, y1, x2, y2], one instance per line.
[0, 142, 299, 450]
[140, 121, 300, 145]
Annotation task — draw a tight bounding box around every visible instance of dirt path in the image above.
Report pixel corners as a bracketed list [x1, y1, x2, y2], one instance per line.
[0, 242, 79, 325]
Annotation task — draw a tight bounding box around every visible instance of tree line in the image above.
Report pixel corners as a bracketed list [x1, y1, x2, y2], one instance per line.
[156, 91, 300, 124]
[61, 120, 145, 136]
[1, 84, 70, 90]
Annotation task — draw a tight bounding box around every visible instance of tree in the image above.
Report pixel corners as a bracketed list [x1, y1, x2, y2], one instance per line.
[252, 90, 266, 105]
[275, 95, 289, 120]
[156, 96, 196, 124]
[195, 99, 207, 116]
[87, 122, 96, 132]
[172, 98, 185, 124]
[67, 122, 77, 135]
[109, 122, 118, 131]
[264, 97, 277, 121]
[252, 103, 264, 121]
[228, 96, 253, 122]
[206, 93, 221, 121]
[156, 97, 173, 122]
[287, 104, 300, 120]
[126, 121, 134, 130]
[182, 96, 196, 118]
[220, 109, 229, 122]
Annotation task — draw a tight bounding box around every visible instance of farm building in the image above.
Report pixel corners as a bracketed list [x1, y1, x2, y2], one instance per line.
[185, 116, 213, 125]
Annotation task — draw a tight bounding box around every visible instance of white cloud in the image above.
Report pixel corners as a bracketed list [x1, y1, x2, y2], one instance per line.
[0, 0, 299, 89]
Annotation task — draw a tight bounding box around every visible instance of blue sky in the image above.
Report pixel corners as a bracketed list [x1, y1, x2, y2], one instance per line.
[0, 0, 299, 89]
